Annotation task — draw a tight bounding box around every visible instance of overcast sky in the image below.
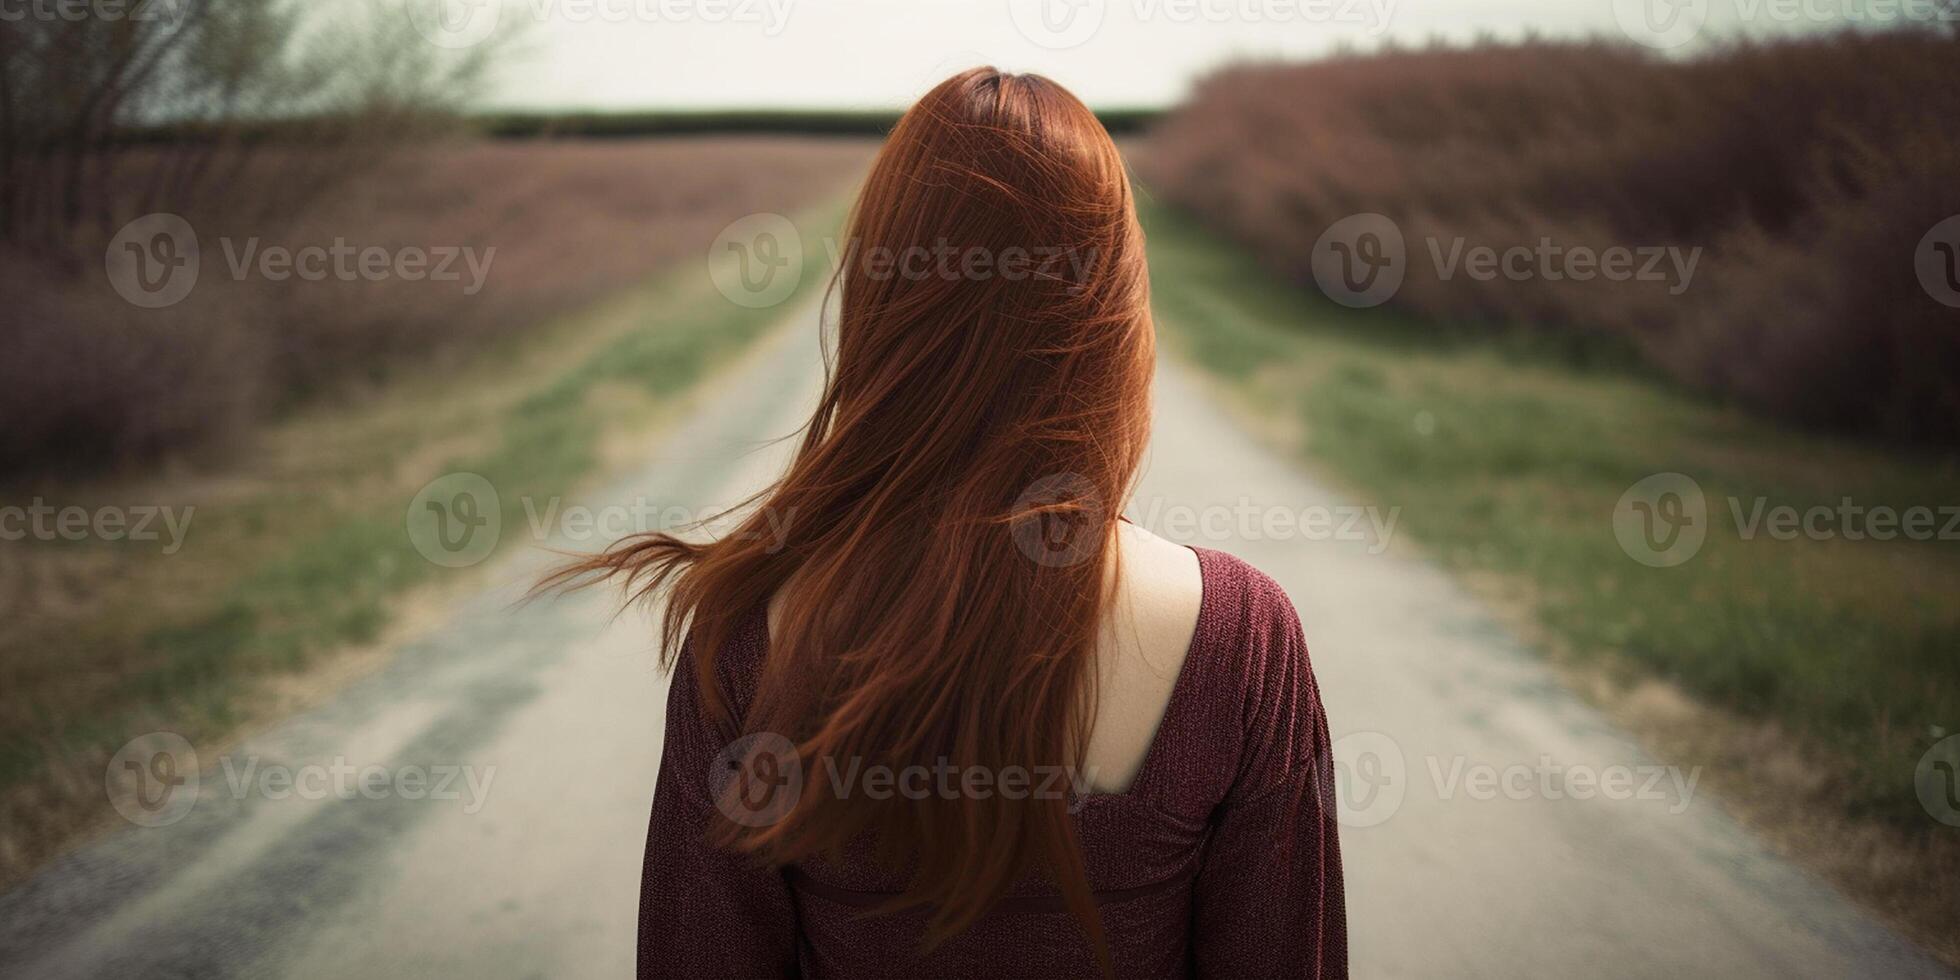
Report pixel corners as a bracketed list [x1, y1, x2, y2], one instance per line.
[455, 0, 1909, 110]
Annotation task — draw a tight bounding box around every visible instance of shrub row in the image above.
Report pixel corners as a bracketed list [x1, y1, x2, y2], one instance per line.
[1135, 31, 1960, 443]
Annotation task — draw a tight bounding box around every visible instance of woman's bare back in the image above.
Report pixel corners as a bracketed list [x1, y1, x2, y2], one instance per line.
[1082, 521, 1203, 793]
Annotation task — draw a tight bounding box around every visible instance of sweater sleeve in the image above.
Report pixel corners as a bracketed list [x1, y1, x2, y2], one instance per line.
[1192, 588, 1347, 978]
[639, 658, 799, 979]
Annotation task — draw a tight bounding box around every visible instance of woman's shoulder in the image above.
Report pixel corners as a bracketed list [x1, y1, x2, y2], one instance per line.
[1189, 546, 1306, 645]
[1184, 547, 1317, 719]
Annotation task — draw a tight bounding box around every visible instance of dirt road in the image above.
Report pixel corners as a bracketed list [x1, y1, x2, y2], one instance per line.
[0, 308, 1947, 978]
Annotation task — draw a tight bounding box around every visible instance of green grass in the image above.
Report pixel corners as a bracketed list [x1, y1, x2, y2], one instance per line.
[1140, 198, 1960, 824]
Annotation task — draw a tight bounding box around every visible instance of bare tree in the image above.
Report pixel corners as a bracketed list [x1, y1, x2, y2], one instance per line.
[0, 0, 499, 251]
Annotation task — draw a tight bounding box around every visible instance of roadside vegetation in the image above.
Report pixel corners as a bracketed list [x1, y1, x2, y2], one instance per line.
[1, 0, 489, 471]
[1137, 198, 1960, 965]
[1, 135, 874, 473]
[1138, 29, 1960, 444]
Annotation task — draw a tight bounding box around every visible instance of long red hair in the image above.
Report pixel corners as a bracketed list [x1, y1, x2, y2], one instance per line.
[543, 67, 1153, 957]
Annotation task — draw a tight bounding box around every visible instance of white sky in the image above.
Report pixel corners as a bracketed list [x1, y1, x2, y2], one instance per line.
[465, 0, 1905, 110]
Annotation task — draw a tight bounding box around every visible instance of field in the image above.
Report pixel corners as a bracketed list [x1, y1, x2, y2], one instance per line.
[0, 136, 876, 883]
[1136, 198, 1960, 961]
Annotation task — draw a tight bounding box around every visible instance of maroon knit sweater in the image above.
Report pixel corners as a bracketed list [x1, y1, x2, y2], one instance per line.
[638, 547, 1347, 978]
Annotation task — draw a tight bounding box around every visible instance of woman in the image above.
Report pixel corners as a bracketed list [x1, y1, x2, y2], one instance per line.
[545, 67, 1345, 978]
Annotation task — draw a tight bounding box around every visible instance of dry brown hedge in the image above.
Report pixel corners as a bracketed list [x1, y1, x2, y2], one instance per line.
[0, 137, 874, 475]
[1135, 31, 1960, 443]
